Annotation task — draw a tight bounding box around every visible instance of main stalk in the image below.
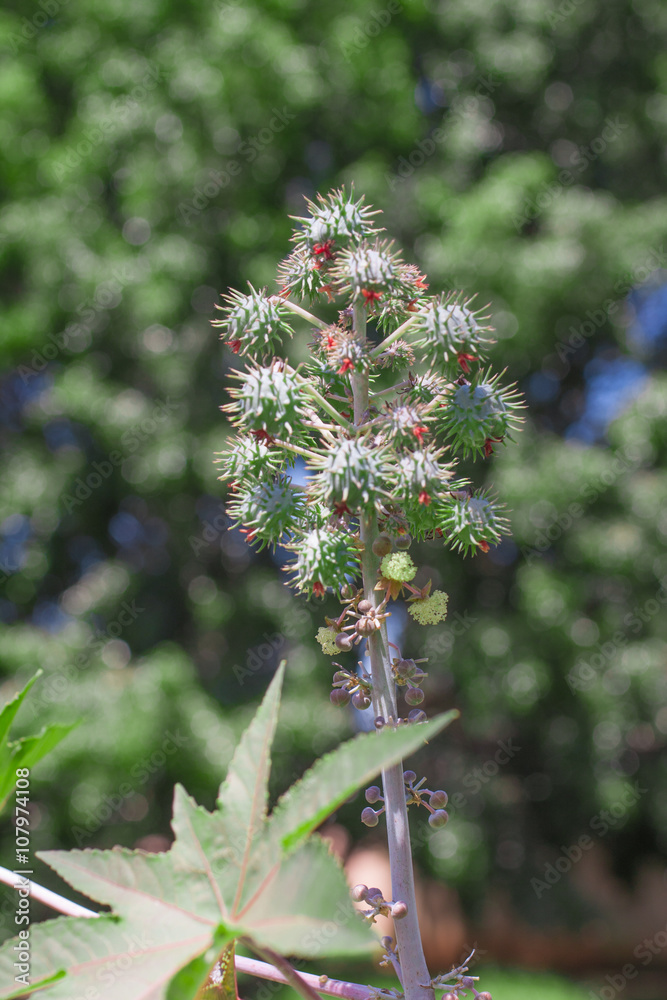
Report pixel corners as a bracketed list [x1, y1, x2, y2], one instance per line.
[352, 305, 435, 1000]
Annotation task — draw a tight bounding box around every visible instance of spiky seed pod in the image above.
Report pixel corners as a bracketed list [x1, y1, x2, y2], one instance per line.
[375, 340, 417, 371]
[225, 477, 306, 551]
[283, 526, 361, 596]
[410, 293, 495, 372]
[404, 369, 448, 406]
[437, 490, 510, 556]
[223, 361, 309, 442]
[212, 285, 294, 357]
[322, 325, 370, 375]
[378, 401, 432, 448]
[215, 435, 286, 484]
[291, 188, 381, 251]
[389, 449, 452, 511]
[276, 247, 329, 301]
[439, 369, 524, 459]
[331, 239, 405, 304]
[309, 437, 391, 511]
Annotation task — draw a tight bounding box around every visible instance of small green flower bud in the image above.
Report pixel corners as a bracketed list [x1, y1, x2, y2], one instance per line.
[357, 599, 373, 614]
[330, 688, 351, 707]
[351, 884, 368, 902]
[335, 633, 354, 651]
[428, 809, 449, 829]
[365, 785, 382, 803]
[372, 534, 392, 557]
[361, 807, 379, 827]
[403, 770, 416, 784]
[390, 901, 408, 919]
[407, 708, 427, 723]
[405, 686, 424, 706]
[429, 790, 448, 809]
[351, 691, 371, 710]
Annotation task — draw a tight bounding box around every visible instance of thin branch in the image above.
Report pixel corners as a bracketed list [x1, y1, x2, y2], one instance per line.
[369, 316, 419, 359]
[243, 941, 330, 1000]
[275, 297, 330, 330]
[0, 866, 98, 918]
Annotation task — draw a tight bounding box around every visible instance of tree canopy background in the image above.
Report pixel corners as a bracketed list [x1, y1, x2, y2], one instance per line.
[0, 0, 666, 983]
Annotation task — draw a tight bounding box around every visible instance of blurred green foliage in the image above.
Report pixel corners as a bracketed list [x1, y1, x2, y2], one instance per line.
[0, 0, 666, 961]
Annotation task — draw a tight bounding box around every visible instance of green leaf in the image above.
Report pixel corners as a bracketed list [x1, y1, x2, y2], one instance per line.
[269, 709, 459, 853]
[0, 671, 41, 749]
[0, 671, 456, 998]
[0, 672, 78, 813]
[1, 968, 66, 1000]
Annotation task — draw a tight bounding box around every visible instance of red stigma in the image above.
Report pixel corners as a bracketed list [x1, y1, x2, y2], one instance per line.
[413, 425, 428, 444]
[457, 352, 477, 373]
[418, 490, 431, 506]
[312, 240, 335, 260]
[312, 582, 326, 597]
[228, 339, 242, 354]
[478, 541, 490, 553]
[361, 288, 382, 304]
[338, 358, 354, 374]
[250, 429, 275, 445]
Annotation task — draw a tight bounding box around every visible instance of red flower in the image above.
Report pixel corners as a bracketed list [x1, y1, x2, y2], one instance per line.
[227, 339, 242, 354]
[418, 490, 431, 506]
[414, 274, 429, 290]
[250, 429, 275, 445]
[361, 288, 382, 304]
[278, 286, 291, 299]
[478, 540, 490, 553]
[457, 352, 477, 373]
[334, 501, 351, 516]
[312, 240, 335, 260]
[406, 299, 419, 312]
[483, 436, 503, 457]
[312, 582, 326, 597]
[320, 284, 335, 302]
[413, 425, 428, 444]
[338, 358, 354, 374]
[327, 332, 336, 348]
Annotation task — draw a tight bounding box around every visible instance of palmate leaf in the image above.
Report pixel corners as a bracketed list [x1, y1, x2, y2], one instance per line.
[0, 662, 457, 999]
